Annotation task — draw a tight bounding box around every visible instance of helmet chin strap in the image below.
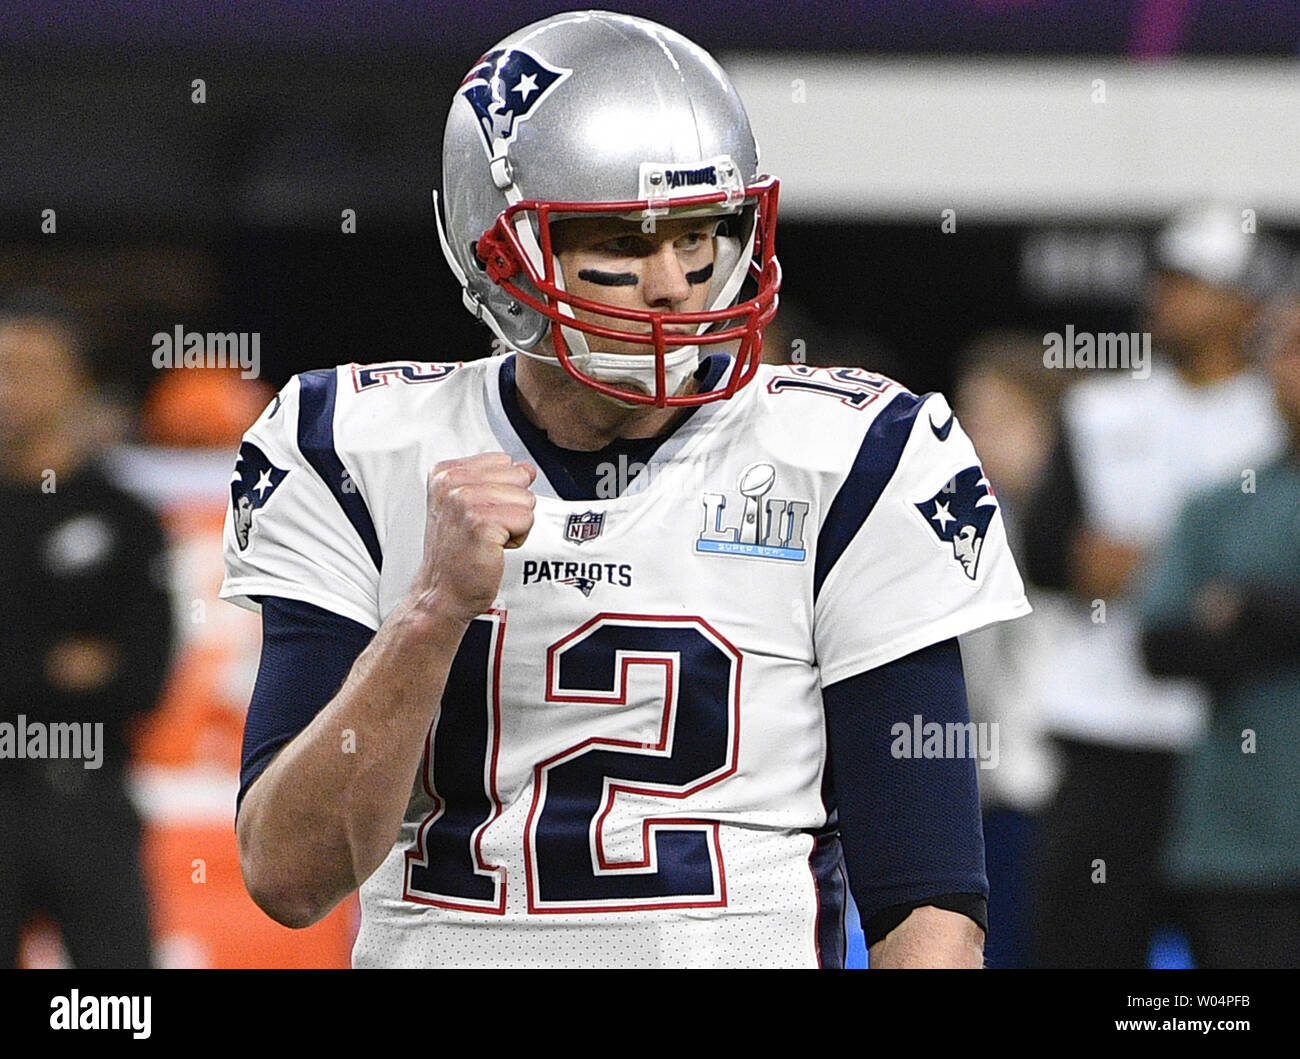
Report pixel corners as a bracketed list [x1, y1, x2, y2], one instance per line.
[514, 330, 702, 406]
[567, 342, 702, 403]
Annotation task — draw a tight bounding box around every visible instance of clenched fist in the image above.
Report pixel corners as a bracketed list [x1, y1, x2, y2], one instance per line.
[413, 452, 537, 624]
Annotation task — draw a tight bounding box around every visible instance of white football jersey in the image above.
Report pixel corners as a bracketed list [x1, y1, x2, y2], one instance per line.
[221, 355, 1030, 968]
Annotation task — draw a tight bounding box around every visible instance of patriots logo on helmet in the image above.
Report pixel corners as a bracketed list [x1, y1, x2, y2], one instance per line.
[460, 48, 572, 157]
[231, 441, 288, 550]
[915, 466, 998, 580]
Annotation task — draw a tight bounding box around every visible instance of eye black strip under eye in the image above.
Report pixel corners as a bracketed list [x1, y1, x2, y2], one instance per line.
[577, 269, 638, 287]
[686, 263, 714, 285]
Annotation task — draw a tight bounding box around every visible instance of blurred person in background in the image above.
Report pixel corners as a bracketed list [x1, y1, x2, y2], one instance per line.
[952, 332, 1067, 969]
[1139, 290, 1300, 968]
[0, 288, 173, 968]
[1021, 205, 1288, 968]
[102, 367, 359, 969]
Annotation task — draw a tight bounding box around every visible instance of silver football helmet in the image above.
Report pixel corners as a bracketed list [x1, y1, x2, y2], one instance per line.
[435, 10, 781, 406]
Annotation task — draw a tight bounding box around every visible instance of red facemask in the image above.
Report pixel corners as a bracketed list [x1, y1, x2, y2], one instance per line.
[472, 178, 782, 407]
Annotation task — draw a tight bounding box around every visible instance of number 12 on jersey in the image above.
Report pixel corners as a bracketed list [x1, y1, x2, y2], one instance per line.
[404, 612, 743, 914]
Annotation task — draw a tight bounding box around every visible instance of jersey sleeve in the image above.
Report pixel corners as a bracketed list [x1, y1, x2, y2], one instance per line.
[823, 638, 989, 946]
[238, 596, 375, 817]
[813, 390, 1031, 685]
[220, 371, 383, 631]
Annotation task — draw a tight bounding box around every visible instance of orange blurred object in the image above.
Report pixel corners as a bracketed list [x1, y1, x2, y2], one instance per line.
[142, 369, 273, 447]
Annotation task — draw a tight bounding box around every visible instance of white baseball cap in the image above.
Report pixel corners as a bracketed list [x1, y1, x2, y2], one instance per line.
[1153, 203, 1289, 298]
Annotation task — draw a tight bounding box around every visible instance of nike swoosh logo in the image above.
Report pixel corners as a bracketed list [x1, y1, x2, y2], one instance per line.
[930, 411, 955, 441]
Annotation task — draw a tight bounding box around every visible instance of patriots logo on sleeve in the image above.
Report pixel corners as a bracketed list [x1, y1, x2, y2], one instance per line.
[915, 466, 998, 580]
[460, 48, 572, 156]
[231, 441, 288, 550]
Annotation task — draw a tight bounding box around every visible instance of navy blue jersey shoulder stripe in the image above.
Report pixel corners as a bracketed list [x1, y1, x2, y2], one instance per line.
[813, 389, 928, 601]
[296, 368, 384, 572]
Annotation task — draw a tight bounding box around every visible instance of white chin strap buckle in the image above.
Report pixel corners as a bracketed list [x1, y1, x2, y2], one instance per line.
[570, 345, 701, 400]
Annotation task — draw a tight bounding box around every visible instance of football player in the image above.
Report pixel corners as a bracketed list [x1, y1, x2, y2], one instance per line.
[223, 10, 1031, 968]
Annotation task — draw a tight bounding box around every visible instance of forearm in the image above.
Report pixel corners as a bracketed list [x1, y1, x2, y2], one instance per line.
[1142, 623, 1251, 685]
[1143, 584, 1300, 687]
[869, 905, 985, 968]
[237, 593, 469, 928]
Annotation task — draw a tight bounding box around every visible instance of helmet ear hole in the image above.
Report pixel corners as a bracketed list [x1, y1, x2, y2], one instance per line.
[470, 241, 488, 272]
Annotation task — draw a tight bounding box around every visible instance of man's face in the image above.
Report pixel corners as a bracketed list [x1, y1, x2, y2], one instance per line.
[1143, 271, 1254, 362]
[0, 319, 83, 445]
[954, 369, 1050, 497]
[549, 214, 718, 357]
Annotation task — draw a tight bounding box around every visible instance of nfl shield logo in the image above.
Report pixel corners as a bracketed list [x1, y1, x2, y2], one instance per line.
[565, 510, 604, 545]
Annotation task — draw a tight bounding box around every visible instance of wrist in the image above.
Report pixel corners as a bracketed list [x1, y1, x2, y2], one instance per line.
[399, 587, 478, 638]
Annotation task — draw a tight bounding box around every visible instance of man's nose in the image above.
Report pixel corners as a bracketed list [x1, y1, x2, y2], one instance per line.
[641, 241, 693, 308]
